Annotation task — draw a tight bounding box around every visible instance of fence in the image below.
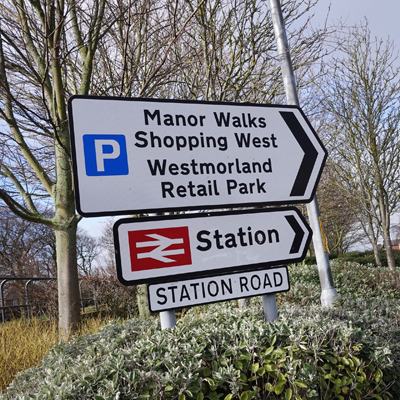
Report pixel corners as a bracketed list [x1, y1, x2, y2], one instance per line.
[0, 277, 96, 322]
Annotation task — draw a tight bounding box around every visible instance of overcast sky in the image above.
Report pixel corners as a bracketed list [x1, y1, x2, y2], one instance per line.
[311, 0, 400, 49]
[79, 0, 400, 238]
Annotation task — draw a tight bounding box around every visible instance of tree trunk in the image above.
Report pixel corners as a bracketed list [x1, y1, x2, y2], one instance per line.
[367, 217, 382, 267]
[377, 193, 396, 270]
[382, 229, 396, 270]
[137, 284, 150, 317]
[56, 224, 81, 339]
[53, 122, 81, 338]
[372, 242, 382, 268]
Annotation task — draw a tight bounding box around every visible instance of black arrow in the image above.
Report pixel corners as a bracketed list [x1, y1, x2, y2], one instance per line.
[279, 111, 318, 197]
[285, 215, 304, 254]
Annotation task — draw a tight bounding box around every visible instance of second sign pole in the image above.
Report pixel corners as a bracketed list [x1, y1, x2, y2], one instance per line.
[268, 0, 338, 306]
[262, 293, 278, 322]
[160, 310, 176, 330]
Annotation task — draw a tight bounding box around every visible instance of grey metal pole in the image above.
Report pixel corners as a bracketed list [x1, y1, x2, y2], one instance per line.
[268, 0, 337, 306]
[262, 294, 278, 322]
[149, 213, 177, 329]
[160, 310, 177, 330]
[79, 280, 85, 314]
[25, 280, 32, 319]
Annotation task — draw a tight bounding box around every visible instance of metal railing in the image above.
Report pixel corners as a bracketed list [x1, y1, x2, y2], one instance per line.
[1, 276, 101, 322]
[0, 277, 55, 322]
[79, 280, 98, 314]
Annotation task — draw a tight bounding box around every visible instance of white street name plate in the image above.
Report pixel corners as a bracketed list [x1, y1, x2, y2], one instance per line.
[148, 266, 289, 312]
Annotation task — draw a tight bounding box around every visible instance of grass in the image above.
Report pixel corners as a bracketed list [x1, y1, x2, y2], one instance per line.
[0, 314, 113, 392]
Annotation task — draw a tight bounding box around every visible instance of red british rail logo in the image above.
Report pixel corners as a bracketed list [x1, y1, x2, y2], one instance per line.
[128, 226, 192, 271]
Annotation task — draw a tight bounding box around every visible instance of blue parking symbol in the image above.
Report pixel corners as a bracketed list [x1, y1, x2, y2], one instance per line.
[83, 135, 129, 176]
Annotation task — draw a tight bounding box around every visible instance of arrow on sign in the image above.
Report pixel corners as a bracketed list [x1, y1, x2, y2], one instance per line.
[285, 215, 305, 254]
[280, 112, 319, 197]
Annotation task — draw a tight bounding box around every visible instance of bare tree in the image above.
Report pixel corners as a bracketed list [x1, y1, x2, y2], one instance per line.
[334, 169, 383, 267]
[97, 217, 151, 316]
[96, 218, 113, 264]
[76, 229, 100, 277]
[172, 0, 331, 103]
[91, 0, 207, 98]
[0, 0, 117, 337]
[90, 0, 332, 102]
[320, 22, 400, 269]
[316, 163, 363, 255]
[0, 206, 56, 312]
[0, 0, 335, 327]
[0, 206, 56, 277]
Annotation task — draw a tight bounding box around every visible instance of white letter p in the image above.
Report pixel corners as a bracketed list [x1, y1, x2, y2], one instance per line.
[95, 139, 120, 172]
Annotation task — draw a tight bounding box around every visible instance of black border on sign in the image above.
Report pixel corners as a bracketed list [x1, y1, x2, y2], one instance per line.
[112, 207, 312, 286]
[147, 266, 290, 313]
[68, 95, 327, 217]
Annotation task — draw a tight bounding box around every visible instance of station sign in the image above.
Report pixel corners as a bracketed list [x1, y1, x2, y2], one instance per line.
[113, 208, 311, 286]
[148, 266, 290, 312]
[68, 96, 327, 217]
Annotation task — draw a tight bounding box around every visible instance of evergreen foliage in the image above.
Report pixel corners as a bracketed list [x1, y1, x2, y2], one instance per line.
[1, 262, 400, 399]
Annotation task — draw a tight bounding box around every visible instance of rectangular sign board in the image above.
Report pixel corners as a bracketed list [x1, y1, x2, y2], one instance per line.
[148, 266, 290, 312]
[68, 96, 327, 217]
[113, 208, 311, 286]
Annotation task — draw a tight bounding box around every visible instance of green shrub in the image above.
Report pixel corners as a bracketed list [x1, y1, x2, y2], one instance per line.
[305, 250, 400, 267]
[0, 315, 121, 393]
[277, 264, 321, 307]
[2, 301, 400, 399]
[334, 250, 400, 267]
[283, 262, 400, 300]
[303, 256, 316, 265]
[330, 261, 400, 299]
[3, 261, 400, 399]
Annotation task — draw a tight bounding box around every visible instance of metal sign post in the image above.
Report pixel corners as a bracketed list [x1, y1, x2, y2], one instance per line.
[262, 293, 278, 322]
[159, 310, 176, 330]
[268, 0, 337, 307]
[150, 213, 176, 330]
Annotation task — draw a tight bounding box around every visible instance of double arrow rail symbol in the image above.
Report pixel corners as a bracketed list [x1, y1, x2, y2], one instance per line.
[136, 234, 185, 263]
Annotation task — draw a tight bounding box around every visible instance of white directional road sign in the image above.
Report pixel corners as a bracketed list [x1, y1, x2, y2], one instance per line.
[68, 96, 327, 217]
[113, 208, 311, 286]
[148, 266, 290, 312]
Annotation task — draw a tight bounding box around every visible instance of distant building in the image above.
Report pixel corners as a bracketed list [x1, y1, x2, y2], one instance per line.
[377, 239, 400, 251]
